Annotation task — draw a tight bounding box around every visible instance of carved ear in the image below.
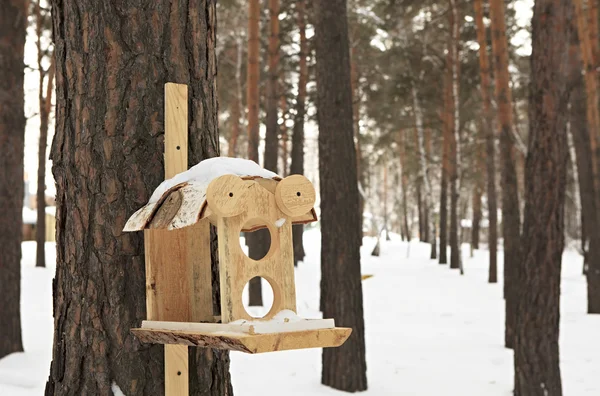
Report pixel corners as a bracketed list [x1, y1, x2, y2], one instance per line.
[275, 175, 316, 217]
[206, 175, 252, 217]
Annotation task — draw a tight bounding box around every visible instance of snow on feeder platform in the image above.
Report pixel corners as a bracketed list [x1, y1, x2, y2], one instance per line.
[123, 83, 350, 395]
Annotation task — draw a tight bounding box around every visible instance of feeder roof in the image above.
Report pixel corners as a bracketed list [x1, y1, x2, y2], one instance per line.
[123, 157, 317, 232]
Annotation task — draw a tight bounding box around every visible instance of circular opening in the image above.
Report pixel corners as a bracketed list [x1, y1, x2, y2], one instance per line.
[176, 145, 181, 150]
[239, 221, 274, 261]
[242, 277, 274, 318]
[296, 191, 301, 197]
[229, 192, 234, 197]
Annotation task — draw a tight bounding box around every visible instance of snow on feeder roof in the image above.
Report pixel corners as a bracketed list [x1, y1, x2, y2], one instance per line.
[123, 157, 317, 232]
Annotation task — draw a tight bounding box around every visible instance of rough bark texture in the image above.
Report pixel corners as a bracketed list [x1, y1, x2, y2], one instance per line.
[514, 0, 571, 393]
[448, 0, 461, 271]
[290, 0, 308, 266]
[246, 0, 264, 306]
[0, 0, 26, 360]
[45, 1, 232, 394]
[399, 134, 411, 242]
[474, 0, 498, 284]
[314, 0, 368, 391]
[490, 0, 521, 348]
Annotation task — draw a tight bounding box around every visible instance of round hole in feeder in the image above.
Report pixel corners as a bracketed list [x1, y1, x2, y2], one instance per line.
[296, 191, 301, 197]
[239, 220, 277, 262]
[177, 371, 182, 376]
[229, 192, 234, 197]
[242, 276, 275, 318]
[176, 145, 181, 150]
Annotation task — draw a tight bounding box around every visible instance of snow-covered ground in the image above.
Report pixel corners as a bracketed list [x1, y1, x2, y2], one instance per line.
[1, 232, 599, 395]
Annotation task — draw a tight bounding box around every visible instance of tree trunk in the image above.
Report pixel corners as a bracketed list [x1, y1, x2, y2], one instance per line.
[228, 35, 244, 158]
[45, 1, 232, 394]
[36, 11, 56, 268]
[474, 0, 498, 283]
[573, 0, 600, 314]
[399, 134, 411, 242]
[448, 0, 461, 270]
[246, 0, 264, 306]
[351, 46, 366, 244]
[439, 99, 450, 264]
[413, 86, 435, 257]
[0, 0, 26, 360]
[290, 0, 308, 266]
[264, 0, 280, 173]
[472, 184, 482, 250]
[490, 0, 521, 348]
[417, 180, 424, 241]
[280, 94, 288, 176]
[314, 0, 368, 391]
[514, 0, 570, 393]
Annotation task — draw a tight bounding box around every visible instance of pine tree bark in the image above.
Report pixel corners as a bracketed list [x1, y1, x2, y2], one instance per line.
[399, 133, 411, 242]
[351, 46, 366, 243]
[573, 0, 600, 313]
[514, 0, 571, 393]
[228, 35, 244, 158]
[264, 0, 280, 173]
[280, 94, 288, 176]
[314, 0, 367, 391]
[290, 0, 308, 266]
[448, 0, 461, 270]
[472, 184, 482, 250]
[246, 0, 264, 306]
[439, 89, 450, 264]
[490, 0, 521, 348]
[474, 0, 498, 283]
[36, 1, 56, 268]
[413, 86, 435, 257]
[45, 1, 232, 394]
[0, 0, 26, 360]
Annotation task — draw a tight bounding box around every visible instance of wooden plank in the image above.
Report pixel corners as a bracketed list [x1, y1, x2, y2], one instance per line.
[141, 318, 335, 335]
[214, 179, 297, 323]
[164, 83, 188, 179]
[132, 327, 353, 354]
[143, 83, 209, 396]
[165, 345, 189, 395]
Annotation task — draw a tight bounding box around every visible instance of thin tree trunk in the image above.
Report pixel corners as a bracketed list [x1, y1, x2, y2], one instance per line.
[514, 0, 570, 393]
[574, 0, 600, 313]
[383, 160, 390, 241]
[474, 0, 498, 283]
[315, 0, 368, 391]
[472, 184, 482, 250]
[399, 134, 411, 242]
[351, 46, 366, 244]
[413, 86, 436, 257]
[247, 0, 264, 306]
[35, 1, 54, 268]
[290, 0, 308, 266]
[417, 180, 424, 241]
[0, 0, 26, 360]
[45, 1, 232, 394]
[490, 0, 521, 348]
[280, 94, 288, 176]
[439, 85, 450, 264]
[228, 35, 244, 158]
[264, 0, 280, 173]
[448, 0, 461, 270]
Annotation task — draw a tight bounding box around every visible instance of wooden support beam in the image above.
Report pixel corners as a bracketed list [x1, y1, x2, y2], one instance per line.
[143, 83, 212, 396]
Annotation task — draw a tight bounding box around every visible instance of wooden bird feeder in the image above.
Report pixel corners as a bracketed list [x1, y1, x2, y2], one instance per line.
[124, 83, 351, 395]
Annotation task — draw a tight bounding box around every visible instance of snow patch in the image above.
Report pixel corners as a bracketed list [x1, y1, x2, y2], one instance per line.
[149, 157, 278, 203]
[275, 218, 286, 228]
[230, 310, 303, 325]
[111, 381, 126, 396]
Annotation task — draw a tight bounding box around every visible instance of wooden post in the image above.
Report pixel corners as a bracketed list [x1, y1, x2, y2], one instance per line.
[143, 83, 213, 396]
